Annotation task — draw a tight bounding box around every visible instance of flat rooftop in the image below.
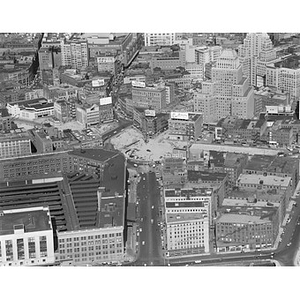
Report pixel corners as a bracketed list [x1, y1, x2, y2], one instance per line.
[164, 188, 213, 199]
[170, 113, 201, 122]
[245, 154, 297, 174]
[244, 155, 275, 171]
[228, 187, 285, 203]
[70, 148, 120, 163]
[99, 195, 124, 228]
[222, 198, 281, 207]
[237, 173, 291, 187]
[268, 156, 299, 174]
[166, 212, 207, 223]
[0, 132, 31, 142]
[216, 213, 272, 224]
[8, 97, 48, 107]
[101, 153, 126, 196]
[188, 170, 227, 182]
[0, 207, 52, 236]
[0, 181, 73, 232]
[166, 201, 206, 208]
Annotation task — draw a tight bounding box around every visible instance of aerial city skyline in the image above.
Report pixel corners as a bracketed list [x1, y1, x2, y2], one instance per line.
[1, 32, 300, 267]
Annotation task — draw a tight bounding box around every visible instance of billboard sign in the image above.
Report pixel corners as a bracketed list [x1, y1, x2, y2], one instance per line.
[145, 109, 156, 117]
[170, 112, 189, 120]
[100, 96, 112, 106]
[97, 57, 115, 64]
[92, 79, 105, 87]
[266, 106, 278, 114]
[132, 81, 146, 88]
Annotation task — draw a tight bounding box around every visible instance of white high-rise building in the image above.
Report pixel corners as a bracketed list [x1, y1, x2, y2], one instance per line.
[194, 49, 254, 122]
[238, 33, 276, 87]
[144, 33, 176, 47]
[0, 206, 55, 266]
[164, 188, 211, 257]
[61, 40, 89, 70]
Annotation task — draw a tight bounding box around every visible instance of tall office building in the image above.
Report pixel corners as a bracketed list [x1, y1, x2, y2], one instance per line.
[238, 33, 276, 87]
[144, 33, 176, 47]
[194, 49, 254, 122]
[61, 40, 89, 70]
[131, 85, 167, 112]
[164, 188, 211, 257]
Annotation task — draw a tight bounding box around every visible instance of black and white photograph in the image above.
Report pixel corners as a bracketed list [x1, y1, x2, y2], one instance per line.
[1, 1, 299, 300]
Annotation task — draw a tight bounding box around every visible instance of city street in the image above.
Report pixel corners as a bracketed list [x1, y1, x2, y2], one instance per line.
[102, 119, 133, 142]
[169, 197, 300, 266]
[273, 197, 300, 265]
[134, 171, 164, 266]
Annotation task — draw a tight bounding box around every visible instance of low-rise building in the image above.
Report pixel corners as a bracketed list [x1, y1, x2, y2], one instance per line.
[0, 206, 55, 266]
[186, 170, 228, 216]
[215, 205, 280, 252]
[164, 188, 212, 257]
[0, 151, 127, 266]
[132, 107, 169, 138]
[76, 104, 100, 127]
[162, 157, 187, 188]
[6, 98, 54, 121]
[243, 155, 299, 192]
[168, 112, 203, 141]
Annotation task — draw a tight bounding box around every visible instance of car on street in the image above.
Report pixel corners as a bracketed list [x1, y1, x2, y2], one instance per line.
[152, 205, 154, 209]
[151, 219, 154, 224]
[142, 241, 145, 245]
[140, 228, 142, 232]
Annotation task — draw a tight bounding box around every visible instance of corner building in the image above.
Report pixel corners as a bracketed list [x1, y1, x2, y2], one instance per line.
[164, 188, 212, 257]
[0, 206, 55, 266]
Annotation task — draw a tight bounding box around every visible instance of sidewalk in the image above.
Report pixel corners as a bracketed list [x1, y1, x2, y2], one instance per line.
[124, 167, 140, 263]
